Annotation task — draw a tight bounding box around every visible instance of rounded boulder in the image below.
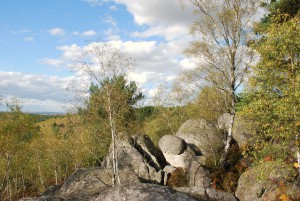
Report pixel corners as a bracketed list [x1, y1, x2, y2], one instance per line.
[159, 135, 186, 155]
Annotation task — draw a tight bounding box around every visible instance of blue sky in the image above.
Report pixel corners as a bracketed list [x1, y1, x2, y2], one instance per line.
[0, 0, 197, 112]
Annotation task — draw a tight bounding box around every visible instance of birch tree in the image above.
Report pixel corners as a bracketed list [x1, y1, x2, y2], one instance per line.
[183, 0, 259, 165]
[74, 42, 137, 186]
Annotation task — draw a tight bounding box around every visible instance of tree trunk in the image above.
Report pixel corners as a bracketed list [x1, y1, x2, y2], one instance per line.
[220, 85, 236, 166]
[37, 161, 45, 190]
[54, 169, 58, 185]
[0, 154, 12, 201]
[107, 90, 120, 186]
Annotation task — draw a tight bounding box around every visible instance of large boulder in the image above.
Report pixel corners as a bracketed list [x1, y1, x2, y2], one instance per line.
[218, 113, 253, 147]
[20, 167, 140, 201]
[158, 135, 196, 169]
[20, 197, 70, 201]
[21, 183, 201, 201]
[132, 134, 167, 169]
[175, 187, 238, 201]
[158, 135, 186, 155]
[160, 144, 196, 169]
[104, 135, 164, 184]
[176, 119, 225, 167]
[236, 161, 298, 201]
[56, 167, 140, 198]
[188, 160, 210, 189]
[91, 183, 200, 201]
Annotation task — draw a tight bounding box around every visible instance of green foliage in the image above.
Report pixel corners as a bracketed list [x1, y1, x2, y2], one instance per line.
[242, 14, 300, 140]
[144, 106, 188, 146]
[0, 100, 40, 200]
[251, 143, 290, 165]
[82, 76, 144, 134]
[186, 86, 230, 124]
[260, 0, 300, 24]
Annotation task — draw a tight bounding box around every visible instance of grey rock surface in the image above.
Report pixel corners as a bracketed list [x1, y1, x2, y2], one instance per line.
[104, 137, 163, 183]
[236, 161, 297, 201]
[158, 135, 186, 155]
[218, 113, 253, 147]
[176, 119, 224, 167]
[132, 134, 167, 170]
[91, 183, 200, 201]
[188, 160, 210, 189]
[162, 145, 196, 169]
[175, 187, 237, 201]
[56, 167, 140, 198]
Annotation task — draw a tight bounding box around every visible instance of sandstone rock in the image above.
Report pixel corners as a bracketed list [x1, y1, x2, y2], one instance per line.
[174, 187, 207, 200]
[91, 183, 200, 201]
[132, 134, 167, 170]
[104, 138, 163, 183]
[218, 113, 253, 147]
[162, 145, 196, 169]
[56, 167, 140, 198]
[41, 185, 61, 197]
[205, 188, 237, 201]
[20, 196, 73, 201]
[158, 135, 186, 155]
[176, 119, 224, 167]
[236, 161, 296, 201]
[175, 187, 237, 201]
[22, 184, 201, 201]
[188, 160, 210, 189]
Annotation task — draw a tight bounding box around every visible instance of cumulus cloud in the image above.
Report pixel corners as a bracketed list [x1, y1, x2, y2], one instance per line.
[42, 39, 195, 102]
[71, 30, 98, 37]
[82, 30, 97, 36]
[109, 5, 118, 10]
[103, 14, 117, 27]
[114, 0, 196, 41]
[40, 58, 65, 67]
[48, 28, 65, 36]
[0, 71, 74, 112]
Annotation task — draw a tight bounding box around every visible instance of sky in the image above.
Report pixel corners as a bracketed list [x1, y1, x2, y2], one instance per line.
[0, 0, 199, 113]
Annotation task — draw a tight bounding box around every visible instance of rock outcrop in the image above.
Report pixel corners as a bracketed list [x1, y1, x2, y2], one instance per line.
[90, 183, 200, 201]
[175, 187, 238, 201]
[103, 134, 165, 184]
[188, 160, 210, 189]
[159, 135, 196, 169]
[159, 135, 186, 155]
[218, 113, 253, 147]
[21, 183, 200, 201]
[176, 119, 225, 167]
[22, 115, 299, 201]
[236, 161, 300, 201]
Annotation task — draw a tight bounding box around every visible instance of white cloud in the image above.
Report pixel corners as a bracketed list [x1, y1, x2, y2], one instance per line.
[179, 58, 197, 70]
[24, 37, 34, 42]
[40, 58, 65, 67]
[114, 0, 196, 41]
[48, 28, 65, 36]
[0, 71, 74, 112]
[44, 40, 194, 101]
[82, 30, 97, 36]
[103, 14, 117, 27]
[109, 5, 118, 10]
[71, 30, 98, 37]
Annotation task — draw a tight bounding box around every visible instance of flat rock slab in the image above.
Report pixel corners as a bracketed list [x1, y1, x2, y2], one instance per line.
[91, 183, 201, 201]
